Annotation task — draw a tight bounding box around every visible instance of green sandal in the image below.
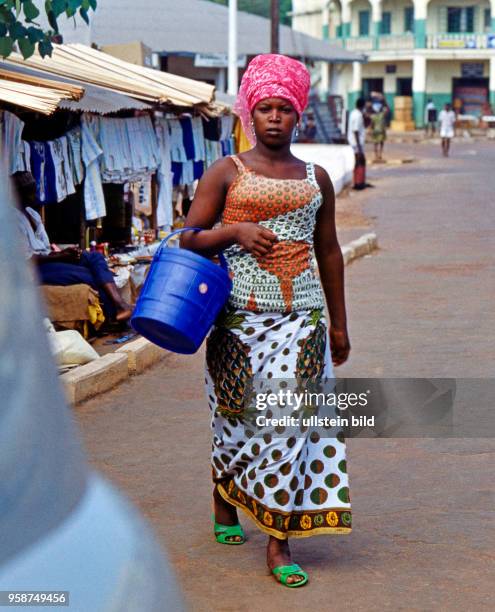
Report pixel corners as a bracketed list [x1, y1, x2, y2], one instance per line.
[271, 563, 309, 588]
[211, 513, 245, 545]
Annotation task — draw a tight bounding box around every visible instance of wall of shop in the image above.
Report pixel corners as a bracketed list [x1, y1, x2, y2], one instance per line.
[344, 60, 413, 114]
[426, 59, 489, 92]
[165, 55, 221, 88]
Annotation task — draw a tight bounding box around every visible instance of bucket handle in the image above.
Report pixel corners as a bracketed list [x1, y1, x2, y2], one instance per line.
[157, 227, 229, 272]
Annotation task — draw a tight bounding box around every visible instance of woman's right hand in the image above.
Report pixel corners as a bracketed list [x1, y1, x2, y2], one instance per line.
[235, 223, 278, 258]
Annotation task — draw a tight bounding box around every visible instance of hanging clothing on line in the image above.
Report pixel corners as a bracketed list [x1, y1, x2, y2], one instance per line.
[0, 111, 31, 174]
[171, 161, 182, 187]
[220, 138, 235, 156]
[167, 117, 188, 162]
[202, 116, 221, 141]
[193, 160, 204, 181]
[48, 137, 76, 202]
[181, 159, 194, 185]
[179, 116, 195, 160]
[29, 141, 57, 204]
[126, 116, 160, 172]
[98, 115, 160, 183]
[81, 114, 106, 221]
[191, 116, 206, 161]
[98, 117, 131, 174]
[129, 176, 153, 216]
[66, 127, 84, 186]
[154, 118, 174, 229]
[204, 139, 223, 168]
[220, 114, 234, 141]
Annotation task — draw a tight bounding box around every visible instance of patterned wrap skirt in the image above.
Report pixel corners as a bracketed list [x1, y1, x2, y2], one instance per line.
[205, 307, 352, 539]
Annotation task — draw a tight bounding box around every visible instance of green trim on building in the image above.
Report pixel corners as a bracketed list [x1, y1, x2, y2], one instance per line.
[428, 93, 452, 112]
[372, 20, 381, 37]
[491, 17, 495, 32]
[384, 93, 395, 117]
[348, 91, 361, 111]
[322, 23, 329, 39]
[413, 91, 426, 127]
[342, 22, 351, 38]
[489, 90, 495, 110]
[414, 18, 426, 48]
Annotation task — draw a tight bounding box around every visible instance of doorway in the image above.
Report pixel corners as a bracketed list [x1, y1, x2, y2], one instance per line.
[362, 78, 384, 99]
[397, 78, 413, 96]
[452, 77, 489, 115]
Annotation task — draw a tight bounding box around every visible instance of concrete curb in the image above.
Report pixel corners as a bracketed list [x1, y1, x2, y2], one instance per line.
[63, 338, 169, 406]
[342, 232, 378, 265]
[116, 336, 166, 374]
[61, 353, 129, 405]
[371, 158, 415, 166]
[65, 231, 378, 406]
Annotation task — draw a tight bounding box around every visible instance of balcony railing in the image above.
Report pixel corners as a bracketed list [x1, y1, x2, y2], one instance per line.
[333, 32, 495, 52]
[426, 33, 494, 49]
[378, 34, 414, 51]
[343, 37, 374, 51]
[340, 34, 414, 52]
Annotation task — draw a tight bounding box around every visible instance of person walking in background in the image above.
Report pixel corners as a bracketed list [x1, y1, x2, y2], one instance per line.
[348, 98, 369, 189]
[370, 102, 387, 163]
[180, 53, 352, 589]
[425, 99, 437, 137]
[439, 103, 456, 157]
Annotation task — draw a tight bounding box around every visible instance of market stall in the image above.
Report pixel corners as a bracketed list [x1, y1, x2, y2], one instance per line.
[1, 43, 236, 336]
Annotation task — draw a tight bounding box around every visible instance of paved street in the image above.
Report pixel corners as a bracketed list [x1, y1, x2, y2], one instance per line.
[75, 141, 495, 611]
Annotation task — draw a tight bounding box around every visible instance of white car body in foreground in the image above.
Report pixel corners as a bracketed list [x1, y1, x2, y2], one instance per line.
[0, 171, 185, 612]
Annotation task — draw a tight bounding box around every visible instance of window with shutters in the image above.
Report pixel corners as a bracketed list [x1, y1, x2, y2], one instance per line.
[484, 7, 491, 31]
[446, 6, 476, 33]
[381, 11, 392, 34]
[404, 6, 414, 33]
[359, 10, 370, 36]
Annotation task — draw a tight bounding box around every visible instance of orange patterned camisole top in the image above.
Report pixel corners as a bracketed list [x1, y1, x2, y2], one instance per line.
[221, 155, 325, 313]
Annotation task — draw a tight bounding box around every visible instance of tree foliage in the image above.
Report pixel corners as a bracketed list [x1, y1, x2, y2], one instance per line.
[208, 0, 293, 27]
[0, 0, 97, 59]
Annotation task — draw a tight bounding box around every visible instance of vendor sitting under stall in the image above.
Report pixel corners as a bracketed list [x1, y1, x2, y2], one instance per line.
[14, 171, 132, 322]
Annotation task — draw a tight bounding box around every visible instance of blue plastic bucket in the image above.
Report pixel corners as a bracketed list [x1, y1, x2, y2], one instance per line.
[131, 227, 232, 354]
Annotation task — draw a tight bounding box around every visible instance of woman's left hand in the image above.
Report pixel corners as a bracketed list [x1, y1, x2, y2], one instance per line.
[329, 328, 350, 366]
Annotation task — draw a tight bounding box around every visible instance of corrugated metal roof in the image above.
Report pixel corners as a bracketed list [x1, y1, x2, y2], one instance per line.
[1, 60, 152, 114]
[58, 0, 364, 63]
[59, 87, 151, 113]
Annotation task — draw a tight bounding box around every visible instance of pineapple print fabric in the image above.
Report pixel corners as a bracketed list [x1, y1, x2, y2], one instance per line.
[206, 308, 352, 539]
[222, 155, 326, 313]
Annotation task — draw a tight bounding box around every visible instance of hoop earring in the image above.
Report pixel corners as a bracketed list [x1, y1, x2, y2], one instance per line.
[294, 123, 300, 138]
[250, 119, 255, 137]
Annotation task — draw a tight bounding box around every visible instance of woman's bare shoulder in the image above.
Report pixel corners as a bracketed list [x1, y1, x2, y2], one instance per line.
[197, 156, 238, 190]
[314, 164, 334, 190]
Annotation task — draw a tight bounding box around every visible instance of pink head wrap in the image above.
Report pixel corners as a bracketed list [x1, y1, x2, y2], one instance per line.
[233, 54, 311, 145]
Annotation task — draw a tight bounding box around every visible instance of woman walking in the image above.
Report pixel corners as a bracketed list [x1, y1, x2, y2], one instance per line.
[181, 54, 351, 587]
[370, 103, 387, 162]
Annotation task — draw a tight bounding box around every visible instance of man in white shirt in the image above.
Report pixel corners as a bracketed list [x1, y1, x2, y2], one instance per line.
[438, 103, 456, 157]
[347, 98, 370, 190]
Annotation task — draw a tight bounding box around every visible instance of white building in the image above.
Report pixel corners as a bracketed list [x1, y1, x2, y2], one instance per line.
[293, 0, 495, 126]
